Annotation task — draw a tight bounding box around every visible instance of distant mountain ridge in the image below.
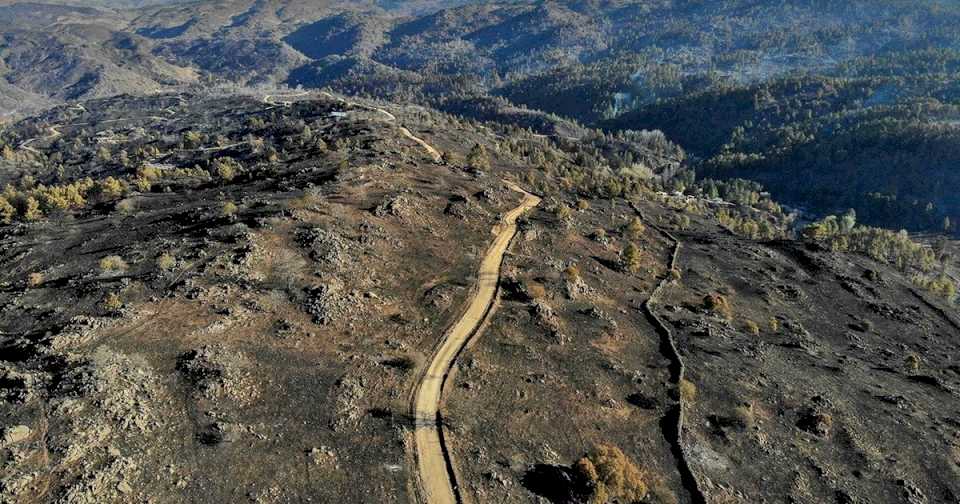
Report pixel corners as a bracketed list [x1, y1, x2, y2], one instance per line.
[2, 0, 960, 231]
[3, 0, 957, 115]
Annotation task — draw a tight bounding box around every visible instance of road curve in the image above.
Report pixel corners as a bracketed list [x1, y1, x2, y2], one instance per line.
[399, 126, 442, 163]
[262, 91, 311, 105]
[318, 91, 441, 160]
[413, 181, 541, 504]
[269, 90, 441, 161]
[18, 125, 62, 151]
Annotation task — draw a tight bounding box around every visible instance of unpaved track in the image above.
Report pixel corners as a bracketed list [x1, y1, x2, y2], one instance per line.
[412, 182, 540, 504]
[275, 91, 440, 160]
[262, 91, 311, 105]
[399, 126, 442, 162]
[18, 125, 61, 151]
[318, 91, 440, 160]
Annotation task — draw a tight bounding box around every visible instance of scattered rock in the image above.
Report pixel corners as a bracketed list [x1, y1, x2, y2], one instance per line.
[331, 375, 366, 431]
[297, 227, 356, 266]
[0, 365, 37, 403]
[898, 479, 928, 504]
[530, 301, 566, 343]
[564, 276, 592, 300]
[303, 282, 366, 325]
[373, 195, 413, 218]
[176, 345, 259, 405]
[445, 194, 483, 220]
[797, 408, 833, 437]
[425, 283, 460, 311]
[308, 446, 338, 468]
[197, 421, 242, 446]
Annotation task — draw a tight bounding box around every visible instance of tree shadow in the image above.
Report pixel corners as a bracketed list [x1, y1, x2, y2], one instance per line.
[521, 464, 587, 504]
[591, 255, 622, 273]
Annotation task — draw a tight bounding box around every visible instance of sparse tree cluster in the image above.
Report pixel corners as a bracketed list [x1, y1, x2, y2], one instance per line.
[803, 214, 937, 272]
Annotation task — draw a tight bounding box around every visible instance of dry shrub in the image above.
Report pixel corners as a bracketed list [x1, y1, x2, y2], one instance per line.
[564, 265, 581, 282]
[678, 379, 697, 403]
[621, 242, 642, 273]
[266, 247, 308, 293]
[221, 201, 238, 217]
[647, 477, 679, 504]
[575, 444, 647, 504]
[768, 317, 780, 332]
[905, 353, 921, 373]
[27, 272, 44, 287]
[157, 253, 176, 271]
[802, 412, 833, 436]
[703, 293, 732, 320]
[744, 319, 760, 336]
[734, 405, 755, 429]
[625, 217, 646, 239]
[99, 255, 128, 273]
[116, 198, 136, 215]
[134, 177, 151, 192]
[526, 281, 547, 300]
[288, 192, 322, 211]
[213, 157, 240, 181]
[101, 292, 123, 312]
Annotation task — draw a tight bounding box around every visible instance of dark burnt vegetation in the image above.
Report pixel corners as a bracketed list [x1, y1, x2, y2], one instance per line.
[2, 3, 960, 503]
[0, 94, 352, 224]
[0, 90, 531, 503]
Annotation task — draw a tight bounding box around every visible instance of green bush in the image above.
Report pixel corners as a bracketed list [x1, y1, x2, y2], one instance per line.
[157, 253, 176, 271]
[99, 255, 128, 273]
[0, 196, 14, 224]
[213, 157, 241, 182]
[621, 242, 642, 273]
[101, 292, 123, 312]
[221, 201, 239, 217]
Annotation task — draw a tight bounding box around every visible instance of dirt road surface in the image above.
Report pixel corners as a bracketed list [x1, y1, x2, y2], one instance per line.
[412, 181, 540, 504]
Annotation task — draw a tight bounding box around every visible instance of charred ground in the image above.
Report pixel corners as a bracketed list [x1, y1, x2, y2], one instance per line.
[0, 92, 957, 504]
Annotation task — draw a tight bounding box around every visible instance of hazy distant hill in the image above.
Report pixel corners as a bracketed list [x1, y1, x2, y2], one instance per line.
[4, 0, 957, 113]
[0, 0, 185, 7]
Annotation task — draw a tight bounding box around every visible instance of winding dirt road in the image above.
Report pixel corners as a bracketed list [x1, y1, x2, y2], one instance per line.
[412, 181, 540, 504]
[318, 91, 441, 160]
[263, 91, 441, 161]
[18, 125, 61, 152]
[398, 126, 442, 162]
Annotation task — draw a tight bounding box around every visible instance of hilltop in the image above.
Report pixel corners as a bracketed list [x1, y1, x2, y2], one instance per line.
[0, 91, 957, 503]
